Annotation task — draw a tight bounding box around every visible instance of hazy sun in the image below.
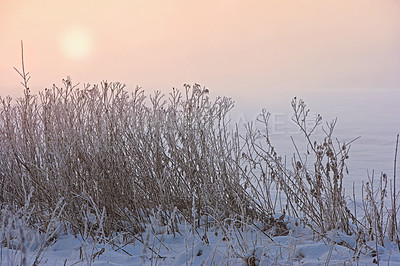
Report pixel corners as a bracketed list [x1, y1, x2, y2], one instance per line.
[60, 28, 93, 60]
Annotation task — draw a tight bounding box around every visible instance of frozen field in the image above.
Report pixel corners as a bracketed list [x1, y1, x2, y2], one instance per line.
[232, 88, 400, 187]
[3, 215, 400, 265]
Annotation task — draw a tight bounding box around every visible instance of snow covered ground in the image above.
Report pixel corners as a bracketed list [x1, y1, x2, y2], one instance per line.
[2, 213, 400, 265]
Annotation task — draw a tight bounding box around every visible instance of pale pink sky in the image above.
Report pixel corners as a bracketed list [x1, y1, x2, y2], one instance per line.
[1, 0, 399, 101]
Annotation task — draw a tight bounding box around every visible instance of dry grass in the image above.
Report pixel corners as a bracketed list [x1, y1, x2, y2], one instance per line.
[0, 77, 259, 235]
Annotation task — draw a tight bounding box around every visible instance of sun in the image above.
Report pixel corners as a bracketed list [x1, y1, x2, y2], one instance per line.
[60, 28, 93, 60]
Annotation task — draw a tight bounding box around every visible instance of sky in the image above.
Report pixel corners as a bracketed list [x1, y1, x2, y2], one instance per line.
[1, 0, 400, 104]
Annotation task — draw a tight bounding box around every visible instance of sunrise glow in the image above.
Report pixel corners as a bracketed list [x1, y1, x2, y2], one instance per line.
[60, 28, 93, 60]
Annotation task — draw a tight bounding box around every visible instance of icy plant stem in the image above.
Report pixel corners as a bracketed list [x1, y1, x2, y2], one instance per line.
[394, 134, 399, 249]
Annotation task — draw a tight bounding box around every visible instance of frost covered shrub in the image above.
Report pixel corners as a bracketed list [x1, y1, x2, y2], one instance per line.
[242, 98, 357, 236]
[0, 75, 364, 238]
[0, 79, 256, 235]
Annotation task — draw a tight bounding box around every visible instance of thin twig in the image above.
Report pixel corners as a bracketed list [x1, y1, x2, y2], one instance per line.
[394, 134, 399, 250]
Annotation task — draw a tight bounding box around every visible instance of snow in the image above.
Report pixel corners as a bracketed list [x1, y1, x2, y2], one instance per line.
[2, 214, 400, 265]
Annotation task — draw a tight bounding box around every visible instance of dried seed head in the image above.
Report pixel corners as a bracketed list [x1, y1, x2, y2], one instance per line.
[326, 149, 334, 157]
